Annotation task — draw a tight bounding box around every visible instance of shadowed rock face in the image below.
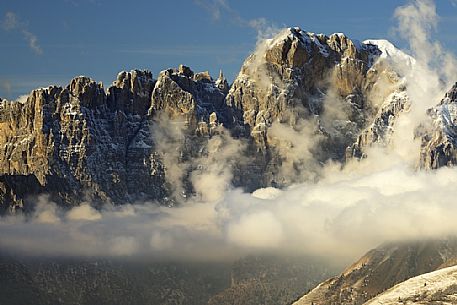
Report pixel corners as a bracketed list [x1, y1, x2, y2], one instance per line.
[293, 239, 457, 305]
[0, 65, 239, 211]
[0, 74, 167, 209]
[149, 65, 233, 132]
[419, 83, 457, 169]
[0, 27, 439, 212]
[108, 70, 155, 115]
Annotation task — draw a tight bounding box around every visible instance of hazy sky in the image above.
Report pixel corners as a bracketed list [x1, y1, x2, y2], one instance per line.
[1, 0, 457, 99]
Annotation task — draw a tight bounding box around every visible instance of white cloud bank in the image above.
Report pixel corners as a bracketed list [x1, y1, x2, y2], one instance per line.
[1, 162, 457, 260]
[2, 12, 43, 55]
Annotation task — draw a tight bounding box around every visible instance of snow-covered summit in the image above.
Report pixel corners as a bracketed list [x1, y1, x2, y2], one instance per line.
[263, 28, 414, 69]
[364, 39, 416, 68]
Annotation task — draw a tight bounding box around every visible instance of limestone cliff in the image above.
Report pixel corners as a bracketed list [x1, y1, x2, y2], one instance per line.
[0, 63, 242, 212]
[227, 28, 409, 186]
[419, 83, 457, 169]
[0, 28, 422, 212]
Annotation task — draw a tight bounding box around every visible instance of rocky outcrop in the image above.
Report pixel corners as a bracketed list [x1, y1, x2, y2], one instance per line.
[419, 83, 457, 169]
[0, 175, 42, 214]
[0, 76, 166, 207]
[107, 70, 155, 115]
[293, 239, 457, 305]
[0, 65, 238, 211]
[227, 29, 369, 137]
[347, 89, 410, 159]
[150, 65, 232, 134]
[227, 28, 383, 136]
[226, 28, 408, 186]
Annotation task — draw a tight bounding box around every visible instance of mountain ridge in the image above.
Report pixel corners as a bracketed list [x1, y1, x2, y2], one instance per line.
[293, 239, 457, 305]
[0, 27, 455, 215]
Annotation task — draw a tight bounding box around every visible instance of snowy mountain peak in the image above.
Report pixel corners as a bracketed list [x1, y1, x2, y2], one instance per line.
[265, 28, 410, 66]
[364, 39, 415, 67]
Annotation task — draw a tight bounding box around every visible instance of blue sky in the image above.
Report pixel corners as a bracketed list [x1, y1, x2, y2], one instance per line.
[1, 0, 457, 99]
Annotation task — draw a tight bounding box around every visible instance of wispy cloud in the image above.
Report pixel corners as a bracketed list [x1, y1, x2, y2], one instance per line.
[193, 0, 230, 21]
[1, 12, 43, 55]
[192, 0, 278, 37]
[2, 11, 17, 30]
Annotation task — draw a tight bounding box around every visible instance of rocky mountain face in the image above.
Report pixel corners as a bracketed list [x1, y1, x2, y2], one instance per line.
[0, 67, 232, 211]
[419, 83, 457, 169]
[0, 71, 166, 211]
[0, 27, 414, 213]
[293, 239, 457, 305]
[226, 28, 409, 185]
